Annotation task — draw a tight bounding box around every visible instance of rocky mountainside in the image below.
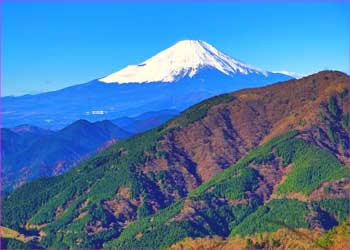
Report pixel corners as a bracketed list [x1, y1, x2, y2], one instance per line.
[1, 71, 349, 249]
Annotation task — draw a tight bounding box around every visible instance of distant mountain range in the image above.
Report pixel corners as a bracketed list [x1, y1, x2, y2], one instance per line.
[11, 124, 54, 137]
[2, 40, 292, 129]
[1, 109, 179, 192]
[1, 120, 130, 192]
[1, 71, 349, 249]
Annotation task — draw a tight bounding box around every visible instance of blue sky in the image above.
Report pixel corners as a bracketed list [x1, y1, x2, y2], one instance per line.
[1, 1, 349, 96]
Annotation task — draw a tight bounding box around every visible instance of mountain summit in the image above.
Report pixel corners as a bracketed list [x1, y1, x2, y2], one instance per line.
[99, 40, 268, 84]
[2, 40, 293, 129]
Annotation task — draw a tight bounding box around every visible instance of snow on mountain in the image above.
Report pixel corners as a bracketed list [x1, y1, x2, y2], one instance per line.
[99, 40, 268, 84]
[2, 40, 295, 129]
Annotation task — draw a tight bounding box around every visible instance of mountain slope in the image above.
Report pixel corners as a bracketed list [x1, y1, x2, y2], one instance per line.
[1, 129, 30, 158]
[1, 109, 178, 192]
[1, 125, 54, 158]
[1, 120, 131, 192]
[107, 131, 349, 248]
[99, 40, 269, 84]
[170, 216, 350, 250]
[2, 40, 292, 129]
[1, 71, 348, 249]
[111, 109, 179, 134]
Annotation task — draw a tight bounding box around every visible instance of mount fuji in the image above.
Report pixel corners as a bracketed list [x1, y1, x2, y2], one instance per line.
[2, 40, 293, 129]
[99, 40, 269, 84]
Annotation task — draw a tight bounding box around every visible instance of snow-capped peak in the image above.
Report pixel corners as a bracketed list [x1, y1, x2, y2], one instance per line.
[99, 40, 268, 84]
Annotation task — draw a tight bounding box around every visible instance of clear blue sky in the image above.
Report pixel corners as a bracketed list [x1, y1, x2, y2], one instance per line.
[1, 1, 349, 96]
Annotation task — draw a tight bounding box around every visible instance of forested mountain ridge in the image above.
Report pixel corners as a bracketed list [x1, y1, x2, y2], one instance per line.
[1, 70, 349, 249]
[169, 216, 350, 249]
